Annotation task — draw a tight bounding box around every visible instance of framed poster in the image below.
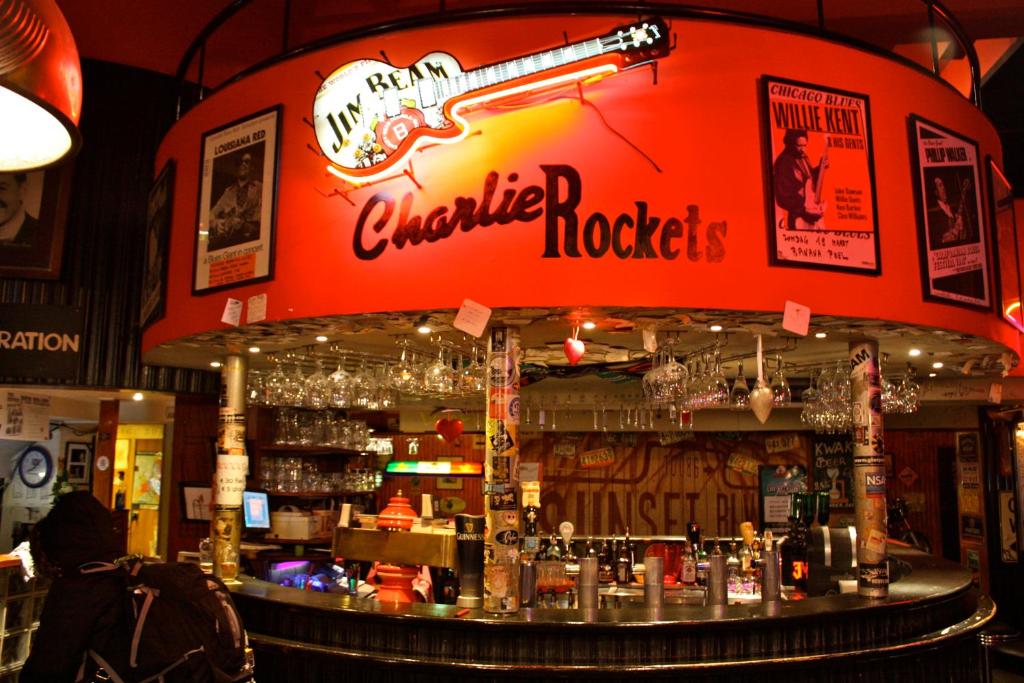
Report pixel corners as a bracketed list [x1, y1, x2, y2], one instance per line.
[762, 76, 880, 274]
[908, 115, 991, 309]
[180, 482, 213, 521]
[811, 434, 854, 517]
[140, 160, 175, 328]
[65, 442, 92, 484]
[987, 159, 1023, 331]
[758, 464, 807, 534]
[437, 455, 463, 490]
[0, 163, 73, 279]
[193, 106, 280, 294]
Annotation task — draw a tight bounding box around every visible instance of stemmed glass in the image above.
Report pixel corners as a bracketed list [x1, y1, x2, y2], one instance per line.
[328, 353, 351, 408]
[423, 345, 455, 395]
[304, 359, 330, 409]
[282, 361, 307, 407]
[350, 358, 376, 408]
[896, 364, 921, 414]
[710, 350, 729, 406]
[730, 362, 750, 410]
[770, 355, 791, 407]
[389, 340, 419, 394]
[265, 358, 287, 406]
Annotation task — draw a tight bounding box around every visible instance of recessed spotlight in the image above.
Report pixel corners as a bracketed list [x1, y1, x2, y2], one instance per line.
[417, 325, 432, 334]
[132, 392, 144, 401]
[315, 335, 329, 343]
[815, 332, 827, 339]
[248, 346, 261, 354]
[928, 372, 937, 378]
[582, 321, 596, 330]
[209, 361, 222, 368]
[709, 324, 723, 332]
[932, 361, 943, 369]
[909, 349, 922, 357]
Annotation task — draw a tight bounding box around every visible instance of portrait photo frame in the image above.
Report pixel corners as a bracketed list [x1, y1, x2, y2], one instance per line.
[65, 442, 92, 485]
[140, 159, 175, 329]
[193, 105, 280, 295]
[987, 157, 1023, 332]
[0, 162, 74, 280]
[180, 481, 213, 522]
[908, 114, 991, 310]
[761, 75, 881, 275]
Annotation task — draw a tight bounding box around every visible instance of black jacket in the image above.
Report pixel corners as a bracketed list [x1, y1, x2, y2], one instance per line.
[20, 492, 130, 682]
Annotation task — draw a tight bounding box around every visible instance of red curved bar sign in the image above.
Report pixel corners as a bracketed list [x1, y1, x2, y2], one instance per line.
[146, 14, 1015, 360]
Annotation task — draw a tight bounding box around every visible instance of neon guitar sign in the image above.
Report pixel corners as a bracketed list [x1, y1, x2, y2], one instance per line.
[312, 17, 669, 183]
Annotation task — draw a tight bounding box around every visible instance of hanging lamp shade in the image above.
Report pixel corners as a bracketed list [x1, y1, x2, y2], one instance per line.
[0, 0, 82, 171]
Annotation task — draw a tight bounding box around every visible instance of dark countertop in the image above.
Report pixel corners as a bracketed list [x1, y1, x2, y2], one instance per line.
[230, 547, 973, 627]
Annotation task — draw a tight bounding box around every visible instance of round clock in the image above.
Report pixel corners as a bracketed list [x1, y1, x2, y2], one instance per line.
[17, 445, 54, 489]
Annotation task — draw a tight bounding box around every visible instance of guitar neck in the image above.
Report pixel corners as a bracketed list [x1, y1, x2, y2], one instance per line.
[441, 36, 612, 98]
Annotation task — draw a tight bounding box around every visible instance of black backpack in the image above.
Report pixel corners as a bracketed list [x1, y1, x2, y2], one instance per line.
[81, 558, 252, 683]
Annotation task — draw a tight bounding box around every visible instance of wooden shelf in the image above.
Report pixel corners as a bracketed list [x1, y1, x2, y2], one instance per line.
[265, 490, 375, 498]
[253, 444, 370, 456]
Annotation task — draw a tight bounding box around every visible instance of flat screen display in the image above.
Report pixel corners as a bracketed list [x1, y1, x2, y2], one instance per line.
[243, 490, 270, 529]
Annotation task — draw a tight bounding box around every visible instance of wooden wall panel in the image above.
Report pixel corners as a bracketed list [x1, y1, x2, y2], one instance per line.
[379, 433, 485, 517]
[883, 430, 954, 560]
[166, 394, 218, 562]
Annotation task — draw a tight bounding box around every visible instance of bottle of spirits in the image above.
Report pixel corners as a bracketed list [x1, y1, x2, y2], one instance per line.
[695, 533, 708, 587]
[547, 534, 562, 561]
[624, 526, 636, 568]
[726, 542, 741, 593]
[615, 537, 632, 585]
[681, 540, 697, 585]
[585, 537, 597, 559]
[598, 537, 613, 583]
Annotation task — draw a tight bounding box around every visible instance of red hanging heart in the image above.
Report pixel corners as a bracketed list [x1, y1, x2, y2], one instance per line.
[563, 337, 586, 365]
[435, 417, 464, 443]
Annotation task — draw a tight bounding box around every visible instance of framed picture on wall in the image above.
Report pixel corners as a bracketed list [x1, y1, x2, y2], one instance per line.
[65, 442, 92, 485]
[180, 482, 213, 521]
[140, 160, 175, 329]
[436, 456, 463, 490]
[761, 75, 880, 274]
[192, 105, 280, 295]
[908, 115, 991, 310]
[0, 163, 73, 279]
[987, 158, 1022, 331]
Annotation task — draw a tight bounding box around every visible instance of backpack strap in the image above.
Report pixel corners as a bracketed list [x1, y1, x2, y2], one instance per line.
[86, 649, 128, 683]
[79, 562, 120, 574]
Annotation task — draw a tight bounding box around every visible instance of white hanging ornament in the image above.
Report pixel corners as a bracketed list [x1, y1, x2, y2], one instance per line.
[749, 335, 773, 424]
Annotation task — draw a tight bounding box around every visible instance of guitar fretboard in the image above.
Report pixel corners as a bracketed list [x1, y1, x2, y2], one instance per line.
[434, 36, 613, 100]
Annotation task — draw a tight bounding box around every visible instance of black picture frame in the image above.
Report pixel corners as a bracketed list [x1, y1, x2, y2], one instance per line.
[192, 105, 281, 295]
[0, 163, 74, 280]
[140, 159, 175, 329]
[179, 481, 213, 521]
[986, 157, 1023, 332]
[760, 75, 881, 275]
[907, 114, 992, 311]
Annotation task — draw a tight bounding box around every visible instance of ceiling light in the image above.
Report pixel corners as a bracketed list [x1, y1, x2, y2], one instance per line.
[209, 361, 222, 368]
[315, 335, 328, 342]
[132, 392, 144, 401]
[582, 321, 596, 330]
[932, 361, 943, 369]
[909, 349, 922, 357]
[0, 0, 82, 171]
[709, 324, 723, 332]
[417, 325, 431, 334]
[928, 372, 937, 378]
[815, 332, 827, 339]
[248, 346, 261, 354]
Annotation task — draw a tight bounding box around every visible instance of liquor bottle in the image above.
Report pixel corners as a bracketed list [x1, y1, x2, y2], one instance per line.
[695, 533, 708, 587]
[615, 537, 632, 585]
[624, 527, 636, 568]
[585, 537, 597, 559]
[681, 540, 697, 585]
[598, 538, 614, 583]
[726, 542, 741, 593]
[547, 534, 562, 561]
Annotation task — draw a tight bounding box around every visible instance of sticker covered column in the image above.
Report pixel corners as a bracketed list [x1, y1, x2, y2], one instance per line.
[484, 326, 521, 613]
[850, 338, 887, 597]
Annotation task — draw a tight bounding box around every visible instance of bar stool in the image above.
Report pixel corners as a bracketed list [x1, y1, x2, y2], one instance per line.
[980, 625, 1021, 683]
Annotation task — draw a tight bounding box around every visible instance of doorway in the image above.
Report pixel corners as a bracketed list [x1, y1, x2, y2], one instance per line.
[115, 424, 165, 558]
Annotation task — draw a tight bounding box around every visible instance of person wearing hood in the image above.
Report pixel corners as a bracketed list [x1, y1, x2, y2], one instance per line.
[21, 491, 129, 682]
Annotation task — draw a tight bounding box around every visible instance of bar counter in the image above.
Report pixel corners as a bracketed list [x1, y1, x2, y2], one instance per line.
[231, 548, 991, 681]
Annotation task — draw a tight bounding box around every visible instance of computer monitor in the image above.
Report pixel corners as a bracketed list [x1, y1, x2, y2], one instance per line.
[242, 490, 270, 529]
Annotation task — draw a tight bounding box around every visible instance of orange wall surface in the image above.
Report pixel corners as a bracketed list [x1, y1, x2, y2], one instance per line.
[144, 14, 1016, 356]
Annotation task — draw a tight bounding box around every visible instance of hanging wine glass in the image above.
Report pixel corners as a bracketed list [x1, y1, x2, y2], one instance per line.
[305, 358, 330, 409]
[897, 363, 921, 414]
[770, 355, 791, 407]
[282, 360, 308, 407]
[328, 352, 351, 408]
[730, 362, 750, 410]
[389, 340, 419, 394]
[880, 353, 898, 414]
[423, 345, 454, 395]
[350, 358, 376, 408]
[801, 368, 820, 428]
[710, 349, 730, 406]
[246, 369, 266, 406]
[265, 357, 288, 406]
